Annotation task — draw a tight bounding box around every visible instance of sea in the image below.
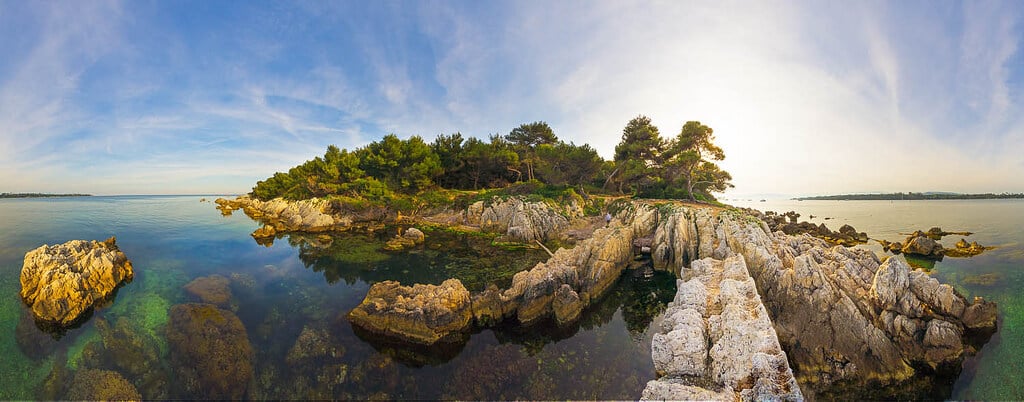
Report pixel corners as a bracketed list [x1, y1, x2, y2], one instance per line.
[0, 195, 1020, 399]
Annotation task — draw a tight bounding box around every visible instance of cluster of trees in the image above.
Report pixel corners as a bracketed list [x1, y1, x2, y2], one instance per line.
[252, 116, 732, 202]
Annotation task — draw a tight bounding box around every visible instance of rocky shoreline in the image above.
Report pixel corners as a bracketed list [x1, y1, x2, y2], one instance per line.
[343, 199, 996, 400]
[213, 195, 998, 400]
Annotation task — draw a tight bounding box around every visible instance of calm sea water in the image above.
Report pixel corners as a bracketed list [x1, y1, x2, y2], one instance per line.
[0, 196, 674, 400]
[729, 198, 1024, 400]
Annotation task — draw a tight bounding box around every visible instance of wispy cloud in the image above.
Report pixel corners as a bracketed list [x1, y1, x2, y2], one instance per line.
[0, 1, 1021, 195]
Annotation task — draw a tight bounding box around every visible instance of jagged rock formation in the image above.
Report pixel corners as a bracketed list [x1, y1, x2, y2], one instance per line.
[643, 255, 802, 401]
[20, 237, 134, 326]
[695, 208, 997, 398]
[347, 279, 474, 344]
[348, 205, 655, 342]
[879, 229, 992, 259]
[216, 196, 348, 234]
[343, 198, 995, 399]
[466, 197, 579, 242]
[747, 209, 868, 247]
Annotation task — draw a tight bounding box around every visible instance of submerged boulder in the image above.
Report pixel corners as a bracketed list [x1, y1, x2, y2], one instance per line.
[20, 237, 134, 326]
[166, 303, 253, 399]
[66, 369, 142, 401]
[347, 279, 473, 344]
[183, 274, 233, 308]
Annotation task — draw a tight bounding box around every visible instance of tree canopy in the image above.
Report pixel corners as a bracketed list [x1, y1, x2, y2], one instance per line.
[251, 117, 732, 203]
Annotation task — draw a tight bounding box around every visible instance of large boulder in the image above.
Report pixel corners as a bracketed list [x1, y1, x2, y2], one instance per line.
[347, 279, 474, 344]
[166, 303, 253, 399]
[20, 237, 134, 326]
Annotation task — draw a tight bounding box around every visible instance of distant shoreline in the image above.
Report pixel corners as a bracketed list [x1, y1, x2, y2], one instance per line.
[0, 193, 92, 199]
[794, 192, 1024, 201]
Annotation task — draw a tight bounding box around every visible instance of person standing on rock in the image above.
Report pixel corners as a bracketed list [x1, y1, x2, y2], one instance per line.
[605, 212, 612, 227]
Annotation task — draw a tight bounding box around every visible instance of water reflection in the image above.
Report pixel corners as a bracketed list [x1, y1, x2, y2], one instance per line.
[287, 228, 549, 291]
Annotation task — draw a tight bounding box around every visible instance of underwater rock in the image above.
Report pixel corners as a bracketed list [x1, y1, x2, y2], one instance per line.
[183, 274, 233, 308]
[38, 350, 72, 400]
[347, 279, 473, 345]
[644, 255, 803, 401]
[66, 369, 142, 401]
[286, 326, 345, 366]
[20, 237, 134, 327]
[94, 317, 169, 399]
[15, 309, 62, 360]
[166, 303, 253, 399]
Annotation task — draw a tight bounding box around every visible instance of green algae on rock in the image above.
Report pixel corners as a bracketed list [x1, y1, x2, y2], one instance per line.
[166, 303, 254, 399]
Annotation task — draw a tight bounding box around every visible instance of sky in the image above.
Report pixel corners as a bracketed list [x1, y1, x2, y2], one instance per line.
[1, 1, 1022, 197]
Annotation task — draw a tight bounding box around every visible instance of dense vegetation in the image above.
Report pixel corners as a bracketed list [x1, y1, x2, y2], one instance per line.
[795, 192, 1024, 201]
[251, 116, 732, 203]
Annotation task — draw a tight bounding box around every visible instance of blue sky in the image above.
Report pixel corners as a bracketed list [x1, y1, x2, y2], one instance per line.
[1, 1, 1022, 196]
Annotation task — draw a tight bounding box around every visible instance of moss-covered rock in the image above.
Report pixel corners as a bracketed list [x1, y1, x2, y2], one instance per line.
[66, 369, 141, 401]
[166, 303, 253, 399]
[183, 274, 233, 308]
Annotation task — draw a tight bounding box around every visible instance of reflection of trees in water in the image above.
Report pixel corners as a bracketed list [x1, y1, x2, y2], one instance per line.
[287, 229, 548, 291]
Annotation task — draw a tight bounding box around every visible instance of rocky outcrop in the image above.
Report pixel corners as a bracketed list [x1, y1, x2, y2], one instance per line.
[217, 196, 349, 233]
[347, 279, 474, 344]
[749, 209, 868, 246]
[695, 209, 997, 398]
[166, 303, 254, 399]
[348, 203, 657, 342]
[901, 231, 945, 258]
[644, 255, 802, 401]
[20, 237, 134, 326]
[467, 197, 578, 242]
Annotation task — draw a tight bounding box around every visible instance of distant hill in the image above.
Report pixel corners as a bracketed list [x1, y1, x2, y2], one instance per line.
[794, 192, 1024, 201]
[0, 193, 92, 198]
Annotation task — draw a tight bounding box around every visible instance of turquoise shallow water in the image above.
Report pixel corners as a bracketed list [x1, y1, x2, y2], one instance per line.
[0, 196, 673, 399]
[730, 198, 1024, 400]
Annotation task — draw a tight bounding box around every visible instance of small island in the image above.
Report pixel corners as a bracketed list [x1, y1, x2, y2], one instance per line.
[794, 192, 1024, 201]
[1, 193, 92, 198]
